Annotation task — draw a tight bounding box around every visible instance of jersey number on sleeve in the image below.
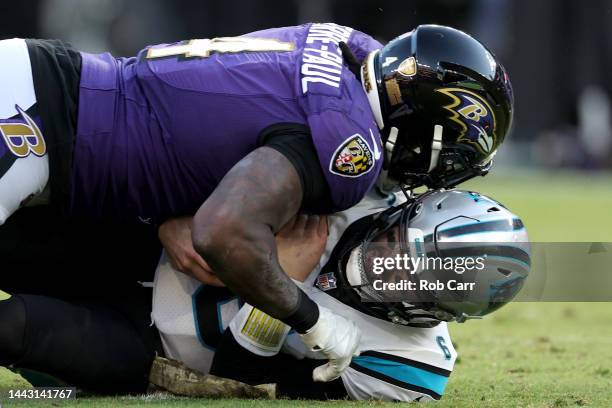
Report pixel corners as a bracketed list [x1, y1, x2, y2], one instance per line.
[436, 336, 452, 360]
[146, 37, 295, 60]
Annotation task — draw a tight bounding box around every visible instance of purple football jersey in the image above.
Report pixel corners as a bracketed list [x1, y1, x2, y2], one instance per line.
[71, 23, 383, 223]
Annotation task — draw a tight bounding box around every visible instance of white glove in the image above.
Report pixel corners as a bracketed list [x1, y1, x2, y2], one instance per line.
[299, 306, 361, 382]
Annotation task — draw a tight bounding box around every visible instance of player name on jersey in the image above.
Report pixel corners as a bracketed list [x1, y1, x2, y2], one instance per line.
[301, 23, 353, 93]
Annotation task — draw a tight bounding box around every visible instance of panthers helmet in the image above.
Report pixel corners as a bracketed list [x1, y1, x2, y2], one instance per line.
[344, 189, 529, 327]
[361, 25, 514, 190]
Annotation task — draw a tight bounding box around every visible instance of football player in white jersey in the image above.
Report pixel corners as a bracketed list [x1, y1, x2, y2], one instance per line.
[153, 188, 530, 401]
[0, 187, 528, 398]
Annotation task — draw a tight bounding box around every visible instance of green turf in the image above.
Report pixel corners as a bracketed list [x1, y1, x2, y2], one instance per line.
[2, 170, 612, 407]
[463, 170, 612, 241]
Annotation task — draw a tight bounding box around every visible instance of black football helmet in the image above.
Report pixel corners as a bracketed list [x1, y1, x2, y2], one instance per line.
[360, 25, 514, 190]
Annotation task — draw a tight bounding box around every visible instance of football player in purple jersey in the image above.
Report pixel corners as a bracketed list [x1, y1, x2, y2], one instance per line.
[0, 24, 512, 381]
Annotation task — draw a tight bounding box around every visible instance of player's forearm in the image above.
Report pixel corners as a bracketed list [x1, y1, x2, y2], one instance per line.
[192, 147, 319, 329]
[195, 218, 300, 318]
[212, 227, 298, 319]
[194, 216, 321, 331]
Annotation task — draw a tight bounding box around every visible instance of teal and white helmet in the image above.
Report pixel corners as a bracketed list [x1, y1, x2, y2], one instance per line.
[348, 189, 530, 326]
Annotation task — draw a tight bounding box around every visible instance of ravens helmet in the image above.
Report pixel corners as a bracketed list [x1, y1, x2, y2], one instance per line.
[360, 25, 514, 190]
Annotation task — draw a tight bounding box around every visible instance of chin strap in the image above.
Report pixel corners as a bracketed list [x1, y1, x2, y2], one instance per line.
[385, 127, 399, 163]
[376, 126, 399, 193]
[361, 50, 385, 130]
[428, 125, 444, 172]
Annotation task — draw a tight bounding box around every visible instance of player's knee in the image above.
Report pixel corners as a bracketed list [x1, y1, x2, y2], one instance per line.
[0, 292, 27, 364]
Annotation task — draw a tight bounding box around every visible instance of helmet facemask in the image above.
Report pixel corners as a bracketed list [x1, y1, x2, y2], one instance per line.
[345, 193, 456, 327]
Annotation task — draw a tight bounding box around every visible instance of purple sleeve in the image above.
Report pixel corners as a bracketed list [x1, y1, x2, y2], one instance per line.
[307, 110, 383, 211]
[348, 30, 384, 63]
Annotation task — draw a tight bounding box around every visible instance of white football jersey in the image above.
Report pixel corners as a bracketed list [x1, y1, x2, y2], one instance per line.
[152, 252, 218, 374]
[0, 39, 50, 226]
[152, 189, 457, 401]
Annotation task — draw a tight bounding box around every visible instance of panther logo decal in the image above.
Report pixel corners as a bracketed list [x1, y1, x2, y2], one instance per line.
[436, 88, 497, 155]
[330, 134, 374, 178]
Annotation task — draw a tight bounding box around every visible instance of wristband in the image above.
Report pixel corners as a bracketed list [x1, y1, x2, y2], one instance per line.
[281, 289, 320, 334]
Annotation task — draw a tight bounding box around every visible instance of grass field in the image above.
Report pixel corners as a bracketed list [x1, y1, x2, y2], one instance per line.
[2, 170, 612, 407]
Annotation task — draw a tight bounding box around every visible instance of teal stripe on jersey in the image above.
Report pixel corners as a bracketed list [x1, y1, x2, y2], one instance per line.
[351, 355, 449, 396]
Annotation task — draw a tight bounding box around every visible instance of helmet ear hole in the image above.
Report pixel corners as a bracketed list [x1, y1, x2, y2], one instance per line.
[487, 206, 500, 212]
[497, 268, 513, 276]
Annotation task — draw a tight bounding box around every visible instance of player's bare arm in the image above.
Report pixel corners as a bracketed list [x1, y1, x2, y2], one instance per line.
[193, 147, 360, 383]
[192, 146, 304, 318]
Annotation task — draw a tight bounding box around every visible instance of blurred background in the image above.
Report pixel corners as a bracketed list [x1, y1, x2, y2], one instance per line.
[3, 0, 612, 173]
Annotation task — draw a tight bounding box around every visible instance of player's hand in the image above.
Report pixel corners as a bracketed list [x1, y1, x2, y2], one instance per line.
[158, 216, 224, 287]
[299, 306, 361, 382]
[276, 214, 328, 283]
